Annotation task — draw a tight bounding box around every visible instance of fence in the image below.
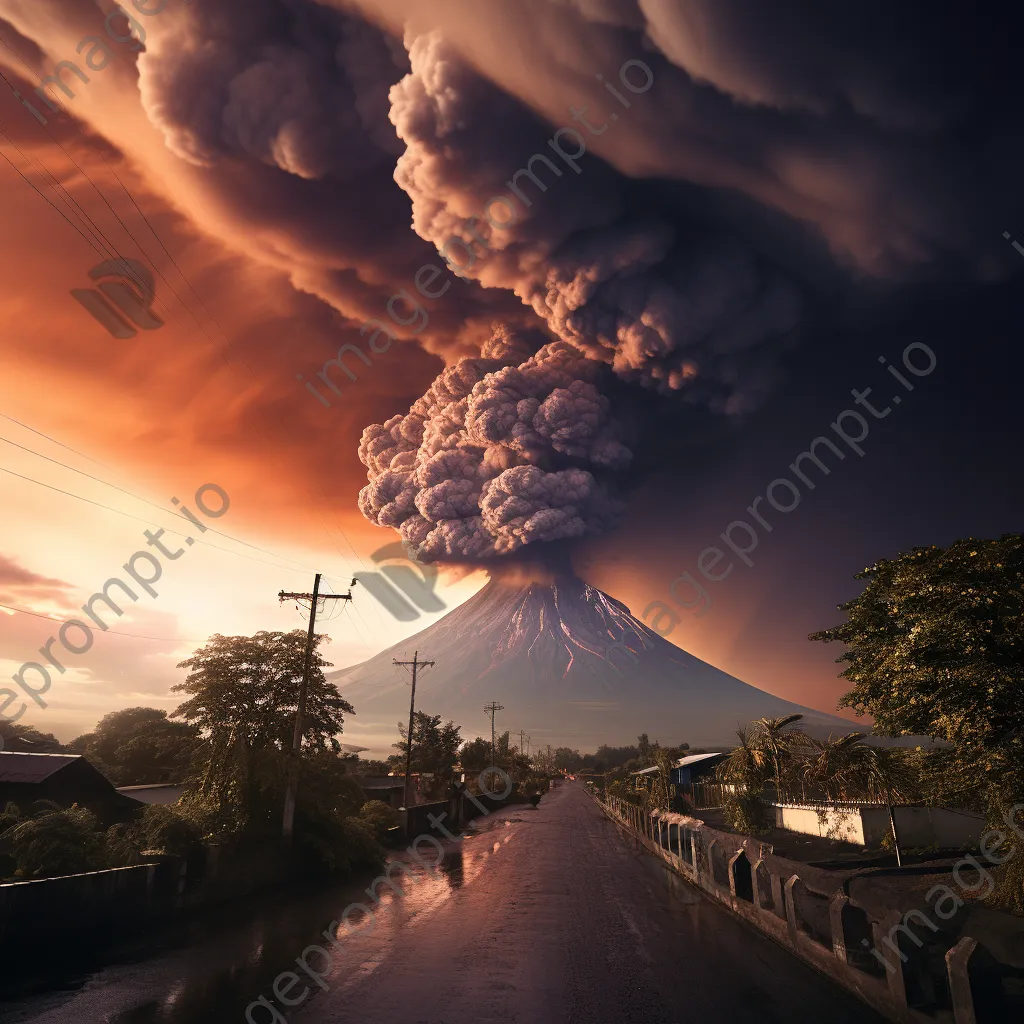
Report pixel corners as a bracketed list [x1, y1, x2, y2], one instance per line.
[680, 782, 732, 810]
[595, 791, 1024, 1024]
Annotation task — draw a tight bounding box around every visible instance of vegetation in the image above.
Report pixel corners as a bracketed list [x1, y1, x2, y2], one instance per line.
[0, 721, 63, 753]
[1, 805, 106, 878]
[388, 712, 462, 800]
[356, 800, 402, 843]
[811, 534, 1024, 910]
[0, 630, 383, 880]
[68, 707, 199, 785]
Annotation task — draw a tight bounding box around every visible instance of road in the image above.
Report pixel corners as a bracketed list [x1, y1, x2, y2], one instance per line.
[0, 782, 881, 1024]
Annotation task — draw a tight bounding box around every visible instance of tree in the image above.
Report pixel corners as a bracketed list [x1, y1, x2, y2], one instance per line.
[357, 800, 402, 842]
[754, 715, 804, 799]
[389, 712, 462, 794]
[553, 747, 583, 773]
[637, 733, 652, 762]
[810, 535, 1023, 785]
[811, 535, 1024, 901]
[170, 632, 362, 865]
[173, 631, 352, 753]
[0, 721, 63, 753]
[69, 707, 199, 785]
[459, 737, 492, 777]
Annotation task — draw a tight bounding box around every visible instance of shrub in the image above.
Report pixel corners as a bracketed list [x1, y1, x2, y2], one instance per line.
[724, 793, 772, 835]
[299, 815, 384, 877]
[9, 806, 106, 878]
[357, 800, 402, 842]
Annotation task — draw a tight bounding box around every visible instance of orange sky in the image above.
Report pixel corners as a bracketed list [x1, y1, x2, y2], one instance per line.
[0, 0, 918, 756]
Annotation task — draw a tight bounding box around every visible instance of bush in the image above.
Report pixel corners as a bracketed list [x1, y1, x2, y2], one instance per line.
[8, 806, 106, 878]
[724, 793, 772, 835]
[299, 815, 384, 877]
[105, 804, 205, 866]
[357, 800, 401, 843]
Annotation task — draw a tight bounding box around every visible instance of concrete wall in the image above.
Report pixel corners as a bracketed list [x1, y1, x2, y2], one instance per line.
[768, 802, 986, 850]
[772, 804, 865, 844]
[0, 842, 293, 992]
[596, 793, 1024, 1024]
[862, 807, 986, 850]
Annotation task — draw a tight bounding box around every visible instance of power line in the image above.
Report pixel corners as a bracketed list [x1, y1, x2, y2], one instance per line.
[0, 462, 310, 576]
[0, 428, 317, 573]
[0, 49, 392, 609]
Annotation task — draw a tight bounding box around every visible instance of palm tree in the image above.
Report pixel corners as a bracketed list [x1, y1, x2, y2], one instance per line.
[717, 724, 771, 793]
[843, 744, 921, 866]
[754, 714, 803, 801]
[795, 732, 868, 801]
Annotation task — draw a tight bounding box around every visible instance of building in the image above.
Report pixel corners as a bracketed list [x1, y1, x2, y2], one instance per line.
[355, 775, 406, 809]
[115, 783, 184, 806]
[0, 752, 142, 824]
[669, 752, 728, 786]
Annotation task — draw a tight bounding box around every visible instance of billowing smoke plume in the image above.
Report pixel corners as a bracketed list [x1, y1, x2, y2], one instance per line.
[358, 332, 634, 563]
[389, 33, 801, 410]
[358, 34, 801, 564]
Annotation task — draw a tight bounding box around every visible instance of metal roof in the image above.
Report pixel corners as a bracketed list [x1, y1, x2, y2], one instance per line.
[0, 751, 79, 784]
[673, 752, 726, 768]
[630, 765, 661, 776]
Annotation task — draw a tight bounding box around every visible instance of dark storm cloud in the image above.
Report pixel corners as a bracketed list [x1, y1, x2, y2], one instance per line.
[127, 0, 523, 353]
[343, 0, 1021, 280]
[345, 0, 1024, 565]
[389, 31, 801, 406]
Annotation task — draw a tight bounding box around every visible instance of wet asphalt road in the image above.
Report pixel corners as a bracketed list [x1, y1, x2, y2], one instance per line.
[0, 782, 881, 1024]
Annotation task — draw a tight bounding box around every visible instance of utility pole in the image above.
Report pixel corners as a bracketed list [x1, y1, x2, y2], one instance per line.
[520, 730, 525, 757]
[484, 702, 504, 767]
[393, 651, 435, 809]
[278, 574, 353, 842]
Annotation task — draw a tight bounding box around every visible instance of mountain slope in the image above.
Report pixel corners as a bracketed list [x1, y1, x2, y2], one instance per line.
[330, 575, 858, 750]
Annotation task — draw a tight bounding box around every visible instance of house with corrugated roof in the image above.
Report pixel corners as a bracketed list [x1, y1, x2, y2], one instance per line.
[0, 752, 141, 823]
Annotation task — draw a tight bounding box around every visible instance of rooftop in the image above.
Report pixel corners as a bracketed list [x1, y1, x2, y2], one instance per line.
[673, 752, 726, 768]
[0, 752, 79, 784]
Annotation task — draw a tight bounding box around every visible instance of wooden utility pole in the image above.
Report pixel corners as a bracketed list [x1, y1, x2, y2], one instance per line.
[393, 651, 435, 808]
[484, 702, 504, 766]
[278, 574, 353, 841]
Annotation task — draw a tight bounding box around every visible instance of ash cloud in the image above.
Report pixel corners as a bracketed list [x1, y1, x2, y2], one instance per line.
[389, 32, 801, 409]
[358, 334, 634, 563]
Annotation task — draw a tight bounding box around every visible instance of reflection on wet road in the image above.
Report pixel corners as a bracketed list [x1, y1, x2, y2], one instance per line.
[0, 785, 881, 1024]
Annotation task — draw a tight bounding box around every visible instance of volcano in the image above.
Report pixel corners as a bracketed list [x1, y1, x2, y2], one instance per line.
[330, 574, 857, 751]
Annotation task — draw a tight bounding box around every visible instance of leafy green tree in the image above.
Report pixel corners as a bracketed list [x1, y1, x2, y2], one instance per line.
[0, 721, 63, 753]
[811, 535, 1024, 902]
[811, 536, 1023, 754]
[169, 631, 366, 876]
[173, 631, 352, 753]
[389, 712, 462, 793]
[459, 737, 492, 777]
[357, 800, 402, 842]
[553, 747, 583, 773]
[69, 707, 199, 785]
